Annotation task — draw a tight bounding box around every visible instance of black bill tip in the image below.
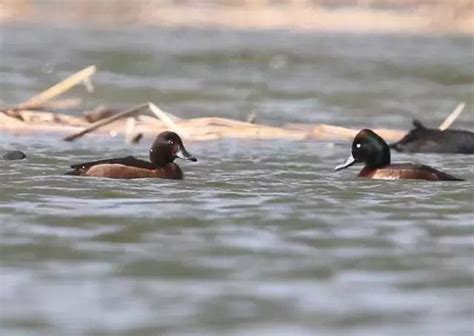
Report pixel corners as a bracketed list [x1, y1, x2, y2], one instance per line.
[176, 149, 197, 162]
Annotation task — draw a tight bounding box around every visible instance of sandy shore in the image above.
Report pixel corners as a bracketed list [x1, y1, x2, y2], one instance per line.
[0, 0, 472, 35]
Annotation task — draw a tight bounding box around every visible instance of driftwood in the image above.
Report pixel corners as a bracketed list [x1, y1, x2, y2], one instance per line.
[309, 123, 406, 141]
[0, 65, 96, 116]
[1, 65, 468, 144]
[62, 102, 186, 142]
[439, 102, 465, 131]
[83, 105, 117, 123]
[17, 65, 96, 110]
[63, 104, 149, 141]
[124, 118, 143, 144]
[148, 102, 182, 134]
[28, 98, 82, 110]
[1, 106, 406, 142]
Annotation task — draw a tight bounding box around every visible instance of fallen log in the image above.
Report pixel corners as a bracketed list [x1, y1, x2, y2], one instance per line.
[310, 123, 406, 142]
[1, 106, 408, 142]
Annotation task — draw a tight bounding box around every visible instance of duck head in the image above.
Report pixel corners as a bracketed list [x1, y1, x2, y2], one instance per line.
[149, 131, 197, 167]
[335, 129, 391, 171]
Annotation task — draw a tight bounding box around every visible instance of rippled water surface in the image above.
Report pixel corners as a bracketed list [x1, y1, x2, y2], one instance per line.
[1, 25, 473, 336]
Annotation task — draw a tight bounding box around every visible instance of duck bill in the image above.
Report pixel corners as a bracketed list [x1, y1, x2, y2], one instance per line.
[175, 147, 197, 162]
[335, 155, 356, 171]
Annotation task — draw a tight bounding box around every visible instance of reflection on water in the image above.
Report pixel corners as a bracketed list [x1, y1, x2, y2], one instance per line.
[0, 25, 473, 336]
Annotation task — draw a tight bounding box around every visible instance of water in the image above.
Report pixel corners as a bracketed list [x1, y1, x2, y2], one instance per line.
[1, 25, 473, 336]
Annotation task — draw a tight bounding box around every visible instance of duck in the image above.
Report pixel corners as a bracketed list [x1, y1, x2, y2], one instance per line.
[66, 131, 196, 179]
[390, 120, 474, 154]
[335, 129, 464, 181]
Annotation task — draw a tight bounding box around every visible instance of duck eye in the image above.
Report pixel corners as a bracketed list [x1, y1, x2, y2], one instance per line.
[168, 139, 174, 145]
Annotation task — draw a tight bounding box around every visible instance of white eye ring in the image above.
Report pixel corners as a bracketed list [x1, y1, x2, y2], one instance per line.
[356, 143, 361, 148]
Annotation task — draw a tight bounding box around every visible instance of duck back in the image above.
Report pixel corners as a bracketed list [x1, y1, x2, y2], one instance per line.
[359, 163, 464, 181]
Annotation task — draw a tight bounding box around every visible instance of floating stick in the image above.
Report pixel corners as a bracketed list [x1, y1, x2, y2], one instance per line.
[19, 65, 96, 109]
[63, 103, 148, 141]
[439, 102, 465, 131]
[148, 102, 186, 135]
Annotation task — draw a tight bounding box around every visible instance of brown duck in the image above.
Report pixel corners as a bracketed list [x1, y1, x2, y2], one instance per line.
[66, 131, 196, 179]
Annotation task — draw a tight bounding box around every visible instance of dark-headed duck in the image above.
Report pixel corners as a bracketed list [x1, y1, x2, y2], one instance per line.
[335, 129, 463, 181]
[390, 120, 474, 154]
[66, 131, 196, 179]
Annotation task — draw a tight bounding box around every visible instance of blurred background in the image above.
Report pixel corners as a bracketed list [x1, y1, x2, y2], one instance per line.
[1, 0, 473, 127]
[1, 0, 473, 34]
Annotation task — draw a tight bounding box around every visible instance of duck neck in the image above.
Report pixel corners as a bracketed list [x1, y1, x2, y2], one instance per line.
[150, 146, 174, 168]
[367, 149, 391, 168]
[153, 158, 172, 168]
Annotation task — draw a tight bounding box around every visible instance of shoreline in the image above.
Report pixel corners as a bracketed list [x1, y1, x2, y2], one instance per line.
[0, 2, 472, 35]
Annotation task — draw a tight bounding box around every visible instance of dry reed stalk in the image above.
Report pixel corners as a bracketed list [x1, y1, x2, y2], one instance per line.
[125, 117, 136, 142]
[246, 113, 257, 124]
[0, 112, 82, 134]
[439, 102, 465, 131]
[137, 115, 164, 125]
[82, 77, 95, 93]
[63, 103, 148, 141]
[312, 124, 405, 141]
[312, 124, 359, 139]
[223, 127, 305, 140]
[370, 128, 407, 141]
[147, 102, 185, 135]
[34, 98, 83, 110]
[124, 117, 143, 144]
[83, 105, 118, 123]
[18, 65, 96, 109]
[134, 114, 307, 140]
[0, 112, 25, 126]
[178, 120, 307, 140]
[183, 117, 260, 128]
[12, 110, 87, 126]
[3, 102, 412, 142]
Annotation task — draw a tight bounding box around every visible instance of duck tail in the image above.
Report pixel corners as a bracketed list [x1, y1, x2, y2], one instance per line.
[439, 172, 464, 181]
[445, 175, 465, 181]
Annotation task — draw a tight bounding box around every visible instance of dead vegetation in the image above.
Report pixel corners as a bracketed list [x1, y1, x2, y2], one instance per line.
[0, 66, 463, 144]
